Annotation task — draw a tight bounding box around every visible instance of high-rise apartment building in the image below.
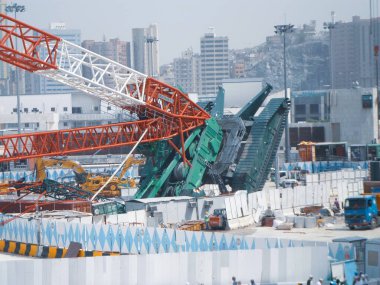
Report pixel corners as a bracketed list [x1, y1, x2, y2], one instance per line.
[82, 38, 131, 67]
[132, 24, 160, 76]
[332, 16, 378, 89]
[200, 29, 229, 96]
[132, 28, 146, 74]
[173, 48, 200, 94]
[82, 38, 131, 87]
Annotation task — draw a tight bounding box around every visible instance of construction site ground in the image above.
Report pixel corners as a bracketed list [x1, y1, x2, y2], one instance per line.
[228, 216, 380, 242]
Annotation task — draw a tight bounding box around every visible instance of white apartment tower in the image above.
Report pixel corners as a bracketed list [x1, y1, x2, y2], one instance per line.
[132, 24, 160, 77]
[200, 29, 229, 96]
[173, 48, 201, 94]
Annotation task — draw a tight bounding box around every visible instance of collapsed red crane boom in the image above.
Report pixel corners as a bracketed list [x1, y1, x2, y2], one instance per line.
[0, 13, 210, 162]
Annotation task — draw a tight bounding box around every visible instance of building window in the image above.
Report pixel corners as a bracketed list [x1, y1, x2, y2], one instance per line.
[295, 104, 306, 114]
[93, 106, 99, 111]
[12, 108, 17, 113]
[51, 107, 56, 112]
[36, 122, 39, 127]
[63, 122, 68, 127]
[24, 108, 28, 113]
[107, 106, 112, 111]
[310, 104, 319, 114]
[24, 123, 29, 128]
[72, 107, 82, 114]
[362, 94, 373, 108]
[63, 107, 68, 112]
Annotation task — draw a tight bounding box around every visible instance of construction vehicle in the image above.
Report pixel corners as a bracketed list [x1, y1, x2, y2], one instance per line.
[35, 157, 87, 182]
[344, 195, 380, 229]
[35, 157, 145, 197]
[208, 208, 227, 230]
[0, 14, 289, 201]
[345, 173, 380, 230]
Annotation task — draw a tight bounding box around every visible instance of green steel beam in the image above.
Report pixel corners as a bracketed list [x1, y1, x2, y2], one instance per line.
[236, 83, 273, 121]
[133, 128, 201, 199]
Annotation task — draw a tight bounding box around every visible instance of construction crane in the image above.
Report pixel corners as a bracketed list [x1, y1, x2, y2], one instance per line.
[0, 13, 211, 165]
[0, 13, 221, 196]
[0, 14, 290, 199]
[34, 157, 145, 196]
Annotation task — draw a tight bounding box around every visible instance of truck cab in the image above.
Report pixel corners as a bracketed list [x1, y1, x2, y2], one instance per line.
[209, 209, 227, 230]
[344, 196, 379, 229]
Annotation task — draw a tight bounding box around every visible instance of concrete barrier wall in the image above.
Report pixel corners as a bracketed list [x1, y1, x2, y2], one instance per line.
[0, 239, 120, 258]
[0, 246, 330, 285]
[251, 169, 367, 214]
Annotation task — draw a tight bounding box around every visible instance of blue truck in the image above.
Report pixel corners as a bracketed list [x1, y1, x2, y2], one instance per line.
[344, 195, 380, 230]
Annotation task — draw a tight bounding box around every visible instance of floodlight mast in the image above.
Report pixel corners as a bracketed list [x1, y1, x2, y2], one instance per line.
[274, 24, 294, 163]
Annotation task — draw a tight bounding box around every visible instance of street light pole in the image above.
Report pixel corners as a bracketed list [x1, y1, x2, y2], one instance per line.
[5, 3, 25, 136]
[275, 24, 294, 163]
[324, 11, 337, 89]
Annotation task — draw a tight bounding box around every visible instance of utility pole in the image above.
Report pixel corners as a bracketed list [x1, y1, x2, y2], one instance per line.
[274, 24, 294, 163]
[5, 3, 26, 136]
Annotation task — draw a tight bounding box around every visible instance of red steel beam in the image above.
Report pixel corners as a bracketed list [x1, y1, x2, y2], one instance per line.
[0, 13, 60, 72]
[0, 119, 180, 162]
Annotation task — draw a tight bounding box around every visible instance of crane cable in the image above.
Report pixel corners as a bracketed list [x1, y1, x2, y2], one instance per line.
[90, 128, 148, 201]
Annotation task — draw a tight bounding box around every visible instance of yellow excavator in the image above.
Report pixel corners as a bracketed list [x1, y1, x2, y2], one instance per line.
[35, 157, 145, 197]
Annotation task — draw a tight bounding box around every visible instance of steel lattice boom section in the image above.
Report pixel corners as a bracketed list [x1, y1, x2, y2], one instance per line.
[38, 38, 148, 107]
[0, 119, 181, 162]
[0, 13, 210, 162]
[0, 13, 60, 72]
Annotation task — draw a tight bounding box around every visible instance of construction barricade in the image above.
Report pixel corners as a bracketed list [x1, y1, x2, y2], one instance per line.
[0, 239, 120, 258]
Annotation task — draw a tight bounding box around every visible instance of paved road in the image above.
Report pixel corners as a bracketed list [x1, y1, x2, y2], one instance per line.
[230, 217, 380, 242]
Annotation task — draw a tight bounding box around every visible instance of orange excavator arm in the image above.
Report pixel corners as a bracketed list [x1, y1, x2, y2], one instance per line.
[34, 157, 87, 182]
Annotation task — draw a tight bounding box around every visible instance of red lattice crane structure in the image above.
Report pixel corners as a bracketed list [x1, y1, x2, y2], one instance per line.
[0, 13, 210, 163]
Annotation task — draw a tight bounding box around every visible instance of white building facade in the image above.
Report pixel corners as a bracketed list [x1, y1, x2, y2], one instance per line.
[290, 87, 378, 145]
[173, 48, 201, 94]
[200, 30, 229, 96]
[0, 93, 118, 133]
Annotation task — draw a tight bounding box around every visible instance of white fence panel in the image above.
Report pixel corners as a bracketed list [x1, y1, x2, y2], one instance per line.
[274, 190, 281, 210]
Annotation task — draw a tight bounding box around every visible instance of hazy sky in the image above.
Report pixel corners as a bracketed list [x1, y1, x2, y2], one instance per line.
[12, 0, 370, 64]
